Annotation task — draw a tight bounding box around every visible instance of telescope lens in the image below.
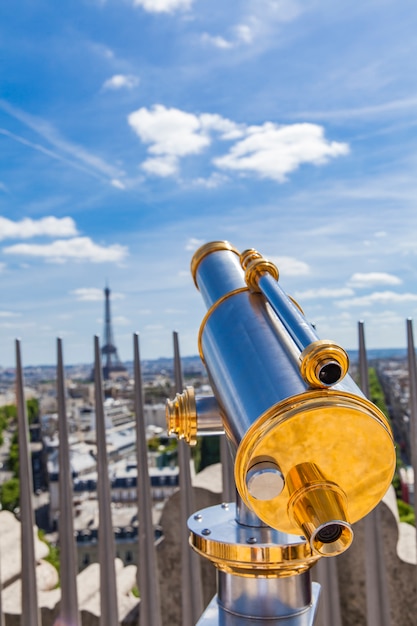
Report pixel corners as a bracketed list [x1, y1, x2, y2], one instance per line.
[315, 523, 343, 544]
[318, 362, 342, 386]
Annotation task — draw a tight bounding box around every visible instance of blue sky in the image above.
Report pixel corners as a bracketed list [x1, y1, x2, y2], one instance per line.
[1, 0, 417, 367]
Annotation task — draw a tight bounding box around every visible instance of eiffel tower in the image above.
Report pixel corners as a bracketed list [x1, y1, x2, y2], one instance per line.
[101, 285, 127, 380]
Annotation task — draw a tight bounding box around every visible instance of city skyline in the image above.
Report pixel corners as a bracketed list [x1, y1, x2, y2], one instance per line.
[1, 1, 417, 367]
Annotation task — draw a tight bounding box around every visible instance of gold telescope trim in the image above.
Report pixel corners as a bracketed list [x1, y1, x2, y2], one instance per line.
[242, 255, 279, 293]
[197, 287, 249, 362]
[189, 504, 320, 577]
[287, 463, 353, 556]
[240, 248, 262, 269]
[191, 241, 240, 288]
[299, 340, 349, 388]
[234, 389, 395, 549]
[166, 386, 198, 446]
[288, 295, 305, 316]
[190, 532, 319, 577]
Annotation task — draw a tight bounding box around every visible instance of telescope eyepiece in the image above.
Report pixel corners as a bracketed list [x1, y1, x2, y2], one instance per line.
[318, 361, 343, 386]
[311, 520, 353, 556]
[300, 341, 349, 388]
[315, 523, 343, 544]
[286, 463, 354, 557]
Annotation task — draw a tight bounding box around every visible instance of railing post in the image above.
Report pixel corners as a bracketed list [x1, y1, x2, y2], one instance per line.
[15, 339, 42, 626]
[94, 335, 120, 626]
[173, 331, 204, 625]
[406, 318, 417, 565]
[56, 337, 81, 626]
[220, 435, 234, 503]
[133, 333, 162, 626]
[358, 321, 391, 626]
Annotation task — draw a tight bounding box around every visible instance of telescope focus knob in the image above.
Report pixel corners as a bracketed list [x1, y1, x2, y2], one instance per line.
[246, 459, 285, 500]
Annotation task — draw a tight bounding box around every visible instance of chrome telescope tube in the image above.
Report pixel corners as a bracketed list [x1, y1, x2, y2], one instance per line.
[167, 241, 395, 556]
[187, 241, 395, 556]
[241, 248, 350, 388]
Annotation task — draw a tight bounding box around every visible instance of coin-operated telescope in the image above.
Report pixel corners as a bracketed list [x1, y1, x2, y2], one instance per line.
[167, 241, 395, 625]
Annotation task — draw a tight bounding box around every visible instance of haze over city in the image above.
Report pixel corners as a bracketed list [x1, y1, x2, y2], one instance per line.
[1, 1, 417, 367]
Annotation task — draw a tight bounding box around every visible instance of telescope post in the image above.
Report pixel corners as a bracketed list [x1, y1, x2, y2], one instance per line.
[190, 498, 321, 625]
[168, 240, 396, 626]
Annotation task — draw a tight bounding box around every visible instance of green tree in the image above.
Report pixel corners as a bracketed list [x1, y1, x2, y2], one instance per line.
[38, 530, 61, 583]
[0, 477, 20, 512]
[8, 431, 19, 477]
[368, 368, 389, 418]
[195, 435, 220, 473]
[397, 499, 415, 526]
[368, 368, 415, 526]
[26, 398, 39, 424]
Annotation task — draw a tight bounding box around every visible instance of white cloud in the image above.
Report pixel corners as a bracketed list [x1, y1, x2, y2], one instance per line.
[185, 237, 205, 251]
[201, 1, 302, 50]
[0, 100, 125, 183]
[72, 287, 125, 301]
[111, 178, 127, 190]
[199, 114, 244, 140]
[0, 216, 78, 241]
[201, 21, 256, 50]
[133, 0, 192, 13]
[189, 173, 229, 188]
[102, 74, 139, 90]
[201, 33, 233, 49]
[295, 287, 355, 300]
[3, 237, 128, 263]
[336, 291, 417, 308]
[0, 311, 21, 318]
[113, 315, 130, 326]
[269, 255, 310, 276]
[128, 105, 348, 181]
[71, 288, 104, 301]
[234, 24, 254, 44]
[347, 272, 402, 288]
[265, 0, 303, 22]
[142, 155, 178, 177]
[129, 105, 213, 175]
[295, 95, 417, 122]
[129, 105, 211, 157]
[213, 123, 349, 182]
[0, 262, 6, 272]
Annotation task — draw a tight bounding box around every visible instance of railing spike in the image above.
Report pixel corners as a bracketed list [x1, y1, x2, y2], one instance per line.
[15, 339, 42, 626]
[0, 550, 4, 626]
[133, 333, 162, 626]
[94, 335, 120, 626]
[358, 321, 392, 626]
[56, 337, 81, 626]
[220, 435, 234, 503]
[173, 331, 204, 625]
[406, 318, 417, 566]
[315, 557, 342, 626]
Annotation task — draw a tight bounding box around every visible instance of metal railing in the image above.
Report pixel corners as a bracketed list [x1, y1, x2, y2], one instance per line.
[0, 244, 416, 625]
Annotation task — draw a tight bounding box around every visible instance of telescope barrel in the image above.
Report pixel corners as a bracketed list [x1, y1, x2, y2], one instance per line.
[172, 241, 396, 556]
[241, 248, 350, 388]
[256, 271, 318, 350]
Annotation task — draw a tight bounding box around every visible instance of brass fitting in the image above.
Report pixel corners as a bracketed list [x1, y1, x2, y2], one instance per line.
[234, 389, 395, 540]
[188, 503, 320, 578]
[240, 249, 279, 293]
[240, 248, 262, 269]
[191, 241, 240, 288]
[299, 340, 349, 388]
[166, 386, 198, 446]
[287, 463, 353, 556]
